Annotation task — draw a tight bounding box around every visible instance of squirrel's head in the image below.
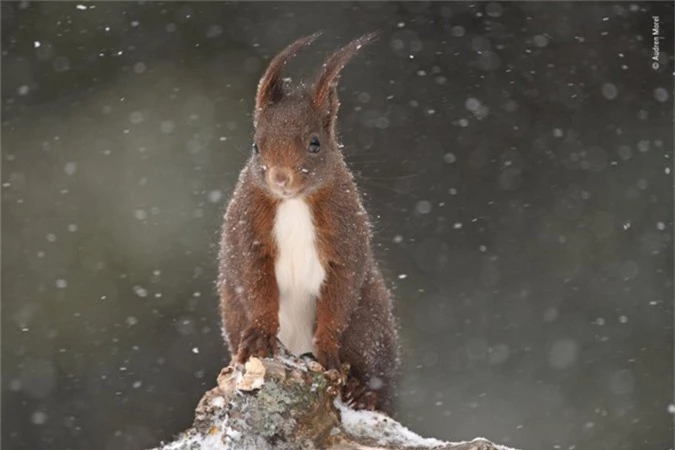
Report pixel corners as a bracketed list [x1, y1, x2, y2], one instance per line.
[248, 32, 375, 200]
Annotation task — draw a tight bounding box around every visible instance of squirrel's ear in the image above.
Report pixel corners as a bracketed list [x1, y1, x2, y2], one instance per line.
[254, 32, 322, 126]
[312, 33, 377, 135]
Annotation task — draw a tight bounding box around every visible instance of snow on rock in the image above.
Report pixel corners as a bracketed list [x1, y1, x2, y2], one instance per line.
[158, 426, 229, 450]
[337, 399, 446, 448]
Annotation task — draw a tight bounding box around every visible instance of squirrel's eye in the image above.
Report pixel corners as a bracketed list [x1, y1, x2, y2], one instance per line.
[252, 143, 259, 154]
[308, 136, 320, 154]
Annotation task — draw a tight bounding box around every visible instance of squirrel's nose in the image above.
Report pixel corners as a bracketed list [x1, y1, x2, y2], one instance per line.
[268, 167, 293, 189]
[274, 175, 288, 188]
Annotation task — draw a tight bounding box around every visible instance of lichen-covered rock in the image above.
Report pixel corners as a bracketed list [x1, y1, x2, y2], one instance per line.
[149, 352, 517, 450]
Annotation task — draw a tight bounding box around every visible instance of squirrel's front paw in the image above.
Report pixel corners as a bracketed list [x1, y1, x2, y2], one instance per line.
[236, 326, 277, 364]
[315, 346, 341, 373]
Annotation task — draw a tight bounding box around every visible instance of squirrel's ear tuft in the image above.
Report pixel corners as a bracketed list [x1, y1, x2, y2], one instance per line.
[254, 32, 322, 126]
[312, 32, 377, 135]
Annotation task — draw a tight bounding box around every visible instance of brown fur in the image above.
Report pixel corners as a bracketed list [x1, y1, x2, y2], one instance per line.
[218, 33, 400, 414]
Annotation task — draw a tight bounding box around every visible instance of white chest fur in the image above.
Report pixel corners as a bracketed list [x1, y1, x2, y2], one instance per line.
[273, 198, 326, 356]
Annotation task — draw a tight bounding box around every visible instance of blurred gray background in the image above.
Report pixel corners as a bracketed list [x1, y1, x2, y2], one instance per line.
[2, 2, 673, 449]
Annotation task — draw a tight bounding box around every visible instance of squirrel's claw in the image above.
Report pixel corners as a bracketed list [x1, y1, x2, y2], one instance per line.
[236, 326, 277, 363]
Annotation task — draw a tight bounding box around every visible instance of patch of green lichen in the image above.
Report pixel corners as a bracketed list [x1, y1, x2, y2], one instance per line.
[292, 374, 327, 410]
[256, 374, 329, 417]
[217, 370, 338, 449]
[257, 380, 295, 414]
[230, 380, 301, 440]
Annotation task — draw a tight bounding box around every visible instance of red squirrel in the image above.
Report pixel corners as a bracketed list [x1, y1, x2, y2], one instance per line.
[217, 32, 399, 413]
